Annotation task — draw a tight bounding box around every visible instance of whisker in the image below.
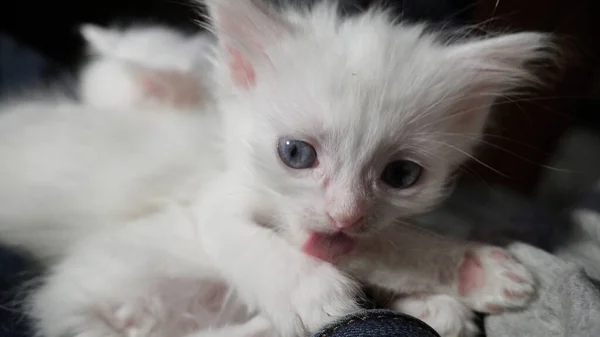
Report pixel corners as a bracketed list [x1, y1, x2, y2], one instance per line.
[415, 132, 574, 174]
[413, 91, 582, 134]
[456, 165, 493, 191]
[409, 91, 492, 128]
[427, 140, 510, 178]
[395, 219, 448, 241]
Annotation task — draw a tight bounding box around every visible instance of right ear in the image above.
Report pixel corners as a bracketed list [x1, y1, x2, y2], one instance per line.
[202, 0, 294, 89]
[80, 24, 121, 55]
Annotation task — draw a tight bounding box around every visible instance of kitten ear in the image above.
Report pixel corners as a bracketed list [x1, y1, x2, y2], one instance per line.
[203, 0, 294, 89]
[444, 32, 553, 138]
[80, 24, 121, 55]
[135, 67, 204, 107]
[447, 32, 551, 90]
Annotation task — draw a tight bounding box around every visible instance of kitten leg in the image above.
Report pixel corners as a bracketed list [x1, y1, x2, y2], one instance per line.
[196, 213, 361, 336]
[390, 294, 477, 337]
[456, 245, 535, 313]
[194, 175, 361, 337]
[343, 225, 536, 315]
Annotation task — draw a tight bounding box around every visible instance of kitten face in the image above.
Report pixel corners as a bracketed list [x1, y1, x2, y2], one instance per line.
[206, 0, 550, 238]
[241, 38, 470, 236]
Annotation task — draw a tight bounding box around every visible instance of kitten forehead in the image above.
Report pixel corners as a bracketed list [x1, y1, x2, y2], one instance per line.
[252, 8, 547, 145]
[259, 23, 458, 142]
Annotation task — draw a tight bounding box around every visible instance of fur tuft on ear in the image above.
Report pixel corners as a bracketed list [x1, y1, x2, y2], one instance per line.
[447, 32, 555, 94]
[201, 0, 294, 89]
[80, 24, 121, 55]
[439, 32, 557, 158]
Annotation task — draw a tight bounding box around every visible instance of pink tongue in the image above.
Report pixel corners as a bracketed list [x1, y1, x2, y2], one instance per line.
[302, 232, 356, 263]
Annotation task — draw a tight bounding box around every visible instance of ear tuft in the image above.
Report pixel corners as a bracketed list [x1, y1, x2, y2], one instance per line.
[80, 24, 121, 55]
[447, 32, 557, 94]
[440, 32, 559, 157]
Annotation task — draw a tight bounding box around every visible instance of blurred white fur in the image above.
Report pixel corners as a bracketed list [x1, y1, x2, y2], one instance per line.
[0, 1, 554, 337]
[79, 24, 216, 110]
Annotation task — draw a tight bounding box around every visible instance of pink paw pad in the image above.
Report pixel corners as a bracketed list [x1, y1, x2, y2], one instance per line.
[458, 251, 484, 296]
[457, 246, 536, 314]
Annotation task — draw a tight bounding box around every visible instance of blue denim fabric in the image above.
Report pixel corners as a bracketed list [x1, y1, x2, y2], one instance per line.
[0, 34, 49, 94]
[315, 310, 440, 337]
[0, 33, 77, 98]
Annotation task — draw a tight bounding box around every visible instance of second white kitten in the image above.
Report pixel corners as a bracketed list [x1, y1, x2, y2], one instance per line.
[78, 24, 215, 110]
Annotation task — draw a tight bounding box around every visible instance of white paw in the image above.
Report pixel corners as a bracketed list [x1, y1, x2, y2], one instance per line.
[287, 263, 361, 335]
[391, 294, 478, 337]
[458, 246, 536, 313]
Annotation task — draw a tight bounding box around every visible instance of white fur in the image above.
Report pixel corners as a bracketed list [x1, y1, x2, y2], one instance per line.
[30, 205, 274, 337]
[0, 1, 553, 337]
[79, 24, 216, 110]
[391, 294, 477, 337]
[0, 98, 221, 261]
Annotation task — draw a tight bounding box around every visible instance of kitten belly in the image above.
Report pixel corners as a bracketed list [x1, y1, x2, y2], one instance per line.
[302, 232, 356, 263]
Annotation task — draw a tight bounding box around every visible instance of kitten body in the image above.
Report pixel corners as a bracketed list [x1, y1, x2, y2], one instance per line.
[79, 24, 216, 110]
[0, 98, 221, 260]
[0, 1, 553, 337]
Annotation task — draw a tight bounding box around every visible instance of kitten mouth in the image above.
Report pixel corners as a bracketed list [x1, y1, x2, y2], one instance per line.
[301, 231, 356, 263]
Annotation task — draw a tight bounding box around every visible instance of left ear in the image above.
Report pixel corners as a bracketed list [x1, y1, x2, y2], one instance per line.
[80, 24, 121, 55]
[202, 0, 294, 89]
[443, 32, 554, 141]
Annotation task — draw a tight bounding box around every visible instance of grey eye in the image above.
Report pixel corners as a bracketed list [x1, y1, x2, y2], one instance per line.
[277, 139, 317, 169]
[381, 160, 423, 189]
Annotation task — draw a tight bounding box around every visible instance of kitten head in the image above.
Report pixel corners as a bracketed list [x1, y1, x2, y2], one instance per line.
[204, 0, 553, 238]
[78, 24, 215, 109]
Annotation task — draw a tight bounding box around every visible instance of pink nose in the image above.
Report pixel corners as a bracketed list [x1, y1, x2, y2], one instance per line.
[327, 212, 365, 230]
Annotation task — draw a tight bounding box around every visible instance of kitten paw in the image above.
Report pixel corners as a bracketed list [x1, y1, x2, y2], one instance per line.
[391, 294, 478, 337]
[458, 246, 535, 313]
[287, 263, 361, 335]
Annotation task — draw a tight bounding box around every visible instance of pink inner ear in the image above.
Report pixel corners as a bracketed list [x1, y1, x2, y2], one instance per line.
[138, 70, 204, 107]
[451, 83, 497, 131]
[227, 46, 256, 89]
[140, 75, 169, 100]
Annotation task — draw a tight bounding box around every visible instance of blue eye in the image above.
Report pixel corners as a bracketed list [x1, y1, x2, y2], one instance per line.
[277, 139, 317, 169]
[381, 160, 423, 189]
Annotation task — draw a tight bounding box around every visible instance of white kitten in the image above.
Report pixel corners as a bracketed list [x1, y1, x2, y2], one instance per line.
[78, 23, 216, 110]
[0, 1, 553, 337]
[195, 1, 547, 333]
